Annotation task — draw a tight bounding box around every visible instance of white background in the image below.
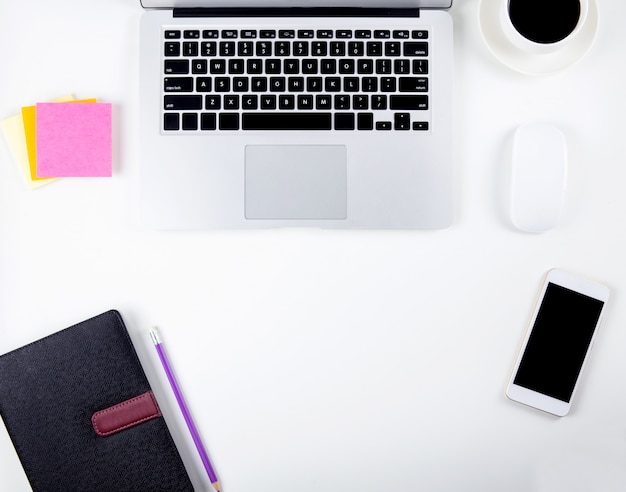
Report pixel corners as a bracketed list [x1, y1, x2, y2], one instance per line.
[1, 0, 626, 491]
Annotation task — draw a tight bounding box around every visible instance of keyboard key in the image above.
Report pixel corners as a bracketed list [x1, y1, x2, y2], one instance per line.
[164, 60, 189, 74]
[362, 77, 378, 92]
[256, 41, 272, 56]
[260, 30, 276, 38]
[335, 95, 351, 109]
[284, 59, 299, 74]
[302, 60, 318, 74]
[201, 42, 216, 56]
[374, 30, 391, 39]
[215, 78, 230, 91]
[279, 30, 296, 38]
[165, 42, 180, 57]
[394, 59, 411, 74]
[222, 30, 238, 39]
[367, 42, 383, 56]
[270, 76, 286, 91]
[265, 59, 281, 74]
[275, 41, 290, 56]
[312, 42, 327, 56]
[344, 77, 359, 92]
[251, 77, 268, 91]
[294, 41, 309, 56]
[412, 30, 429, 39]
[201, 113, 217, 130]
[279, 95, 295, 109]
[371, 95, 387, 110]
[336, 30, 353, 39]
[261, 95, 277, 109]
[381, 77, 396, 92]
[165, 30, 181, 39]
[413, 121, 429, 130]
[376, 59, 392, 74]
[390, 95, 428, 110]
[348, 41, 364, 56]
[385, 42, 401, 56]
[335, 113, 355, 130]
[164, 95, 202, 110]
[413, 59, 429, 74]
[163, 113, 179, 131]
[233, 77, 249, 92]
[238, 41, 254, 56]
[164, 77, 193, 92]
[298, 30, 314, 38]
[321, 59, 337, 74]
[196, 77, 212, 92]
[339, 59, 355, 74]
[242, 113, 332, 130]
[224, 95, 239, 109]
[376, 121, 392, 130]
[247, 59, 263, 73]
[399, 77, 428, 92]
[297, 95, 313, 109]
[355, 30, 372, 38]
[404, 42, 429, 56]
[210, 59, 226, 74]
[242, 30, 257, 38]
[287, 77, 304, 92]
[182, 113, 198, 130]
[203, 30, 219, 39]
[192, 59, 208, 74]
[316, 95, 332, 109]
[219, 113, 240, 130]
[394, 112, 410, 130]
[183, 42, 199, 57]
[205, 95, 221, 110]
[242, 95, 258, 110]
[357, 113, 374, 130]
[317, 30, 333, 38]
[184, 30, 200, 39]
[220, 41, 236, 56]
[229, 59, 245, 74]
[353, 95, 368, 110]
[357, 59, 374, 74]
[330, 42, 345, 56]
[393, 30, 410, 39]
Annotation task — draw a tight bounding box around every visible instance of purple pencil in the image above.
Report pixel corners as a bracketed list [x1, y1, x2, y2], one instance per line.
[150, 329, 221, 492]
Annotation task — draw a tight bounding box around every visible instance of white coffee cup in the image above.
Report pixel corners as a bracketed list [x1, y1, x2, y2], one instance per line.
[500, 0, 589, 54]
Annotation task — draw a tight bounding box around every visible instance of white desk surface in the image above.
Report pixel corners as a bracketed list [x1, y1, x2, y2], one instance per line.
[1, 1, 626, 491]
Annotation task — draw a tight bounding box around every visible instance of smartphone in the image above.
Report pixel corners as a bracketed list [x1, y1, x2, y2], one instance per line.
[506, 269, 609, 416]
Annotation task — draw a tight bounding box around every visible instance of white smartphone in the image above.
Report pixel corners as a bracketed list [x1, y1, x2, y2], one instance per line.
[506, 269, 609, 416]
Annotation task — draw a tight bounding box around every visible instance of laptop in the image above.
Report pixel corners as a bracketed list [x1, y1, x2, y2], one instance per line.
[139, 1, 454, 229]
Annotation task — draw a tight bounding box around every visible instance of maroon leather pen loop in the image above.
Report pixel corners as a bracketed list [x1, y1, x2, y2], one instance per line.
[92, 390, 162, 437]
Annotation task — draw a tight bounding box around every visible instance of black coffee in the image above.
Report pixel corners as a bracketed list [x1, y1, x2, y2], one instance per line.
[508, 0, 581, 44]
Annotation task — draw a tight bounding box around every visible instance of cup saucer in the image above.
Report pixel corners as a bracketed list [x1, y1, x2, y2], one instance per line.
[478, 0, 599, 75]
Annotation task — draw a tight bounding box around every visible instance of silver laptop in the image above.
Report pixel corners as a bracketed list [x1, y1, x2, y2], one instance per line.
[139, 1, 454, 229]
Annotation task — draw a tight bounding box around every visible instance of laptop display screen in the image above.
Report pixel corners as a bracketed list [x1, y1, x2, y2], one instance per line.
[140, 1, 452, 9]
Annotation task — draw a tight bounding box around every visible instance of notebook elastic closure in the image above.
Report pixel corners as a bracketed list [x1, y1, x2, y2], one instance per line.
[92, 391, 162, 437]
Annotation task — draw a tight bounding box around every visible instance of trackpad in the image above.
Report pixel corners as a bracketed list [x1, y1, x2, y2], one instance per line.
[245, 145, 347, 220]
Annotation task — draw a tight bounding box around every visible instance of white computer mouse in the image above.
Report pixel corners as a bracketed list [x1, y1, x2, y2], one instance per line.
[511, 122, 567, 233]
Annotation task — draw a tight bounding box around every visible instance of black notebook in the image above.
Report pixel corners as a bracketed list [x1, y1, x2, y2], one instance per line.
[0, 310, 194, 492]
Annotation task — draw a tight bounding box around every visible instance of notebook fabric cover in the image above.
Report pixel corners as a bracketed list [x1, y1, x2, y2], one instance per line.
[0, 310, 194, 492]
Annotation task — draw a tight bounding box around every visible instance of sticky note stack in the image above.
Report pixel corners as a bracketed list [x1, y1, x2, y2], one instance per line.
[0, 96, 112, 189]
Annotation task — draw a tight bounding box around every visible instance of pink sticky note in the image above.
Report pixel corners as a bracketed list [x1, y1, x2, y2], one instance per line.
[36, 102, 112, 177]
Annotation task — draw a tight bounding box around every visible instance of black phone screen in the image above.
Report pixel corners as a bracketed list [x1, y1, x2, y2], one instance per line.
[513, 282, 605, 402]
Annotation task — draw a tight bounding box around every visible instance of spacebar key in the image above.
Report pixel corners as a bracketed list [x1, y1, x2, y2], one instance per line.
[242, 113, 332, 130]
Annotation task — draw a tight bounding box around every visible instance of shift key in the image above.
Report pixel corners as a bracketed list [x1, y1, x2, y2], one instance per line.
[390, 95, 428, 110]
[164, 95, 203, 110]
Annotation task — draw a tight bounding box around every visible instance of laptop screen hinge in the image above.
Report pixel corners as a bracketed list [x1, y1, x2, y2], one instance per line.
[173, 8, 420, 18]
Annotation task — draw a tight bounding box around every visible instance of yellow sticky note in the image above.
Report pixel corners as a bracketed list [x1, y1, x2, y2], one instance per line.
[21, 97, 96, 181]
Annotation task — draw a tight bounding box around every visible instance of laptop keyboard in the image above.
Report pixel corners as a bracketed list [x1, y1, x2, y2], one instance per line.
[162, 27, 430, 132]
